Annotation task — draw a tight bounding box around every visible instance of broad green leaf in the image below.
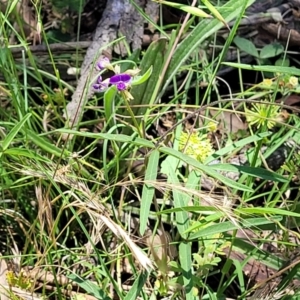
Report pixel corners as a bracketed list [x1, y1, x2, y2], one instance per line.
[275, 57, 290, 67]
[140, 149, 160, 235]
[234, 36, 259, 58]
[56, 129, 155, 147]
[260, 43, 284, 59]
[238, 207, 300, 218]
[159, 206, 221, 215]
[231, 238, 290, 275]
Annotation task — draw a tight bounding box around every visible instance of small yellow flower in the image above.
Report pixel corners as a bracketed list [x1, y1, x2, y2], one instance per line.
[288, 76, 298, 88]
[179, 131, 214, 163]
[207, 121, 218, 132]
[245, 103, 280, 129]
[261, 78, 273, 87]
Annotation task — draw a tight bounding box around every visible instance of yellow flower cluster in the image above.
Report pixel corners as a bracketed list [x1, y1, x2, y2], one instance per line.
[179, 131, 214, 163]
[245, 103, 280, 129]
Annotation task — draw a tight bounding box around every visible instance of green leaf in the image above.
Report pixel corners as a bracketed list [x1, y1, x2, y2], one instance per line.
[210, 164, 288, 183]
[167, 162, 190, 238]
[222, 62, 300, 76]
[1, 113, 31, 153]
[238, 207, 300, 218]
[132, 66, 153, 86]
[179, 242, 195, 300]
[233, 36, 259, 58]
[67, 273, 112, 299]
[4, 148, 51, 162]
[124, 272, 149, 300]
[140, 149, 160, 235]
[189, 216, 282, 239]
[201, 0, 228, 28]
[275, 57, 290, 67]
[27, 130, 70, 158]
[205, 132, 271, 164]
[154, 0, 212, 18]
[104, 85, 118, 129]
[260, 43, 284, 59]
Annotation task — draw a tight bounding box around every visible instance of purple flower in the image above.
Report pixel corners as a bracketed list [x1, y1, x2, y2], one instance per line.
[93, 75, 109, 92]
[109, 73, 131, 91]
[96, 75, 102, 84]
[116, 82, 126, 91]
[96, 57, 110, 70]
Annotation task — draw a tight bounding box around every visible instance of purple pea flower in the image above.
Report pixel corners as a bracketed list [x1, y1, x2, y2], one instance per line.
[93, 75, 109, 92]
[96, 57, 110, 70]
[109, 73, 131, 91]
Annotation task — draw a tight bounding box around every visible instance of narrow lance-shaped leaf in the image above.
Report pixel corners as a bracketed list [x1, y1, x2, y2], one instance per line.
[222, 63, 300, 76]
[1, 113, 31, 152]
[201, 0, 229, 29]
[104, 85, 118, 130]
[140, 149, 160, 235]
[154, 0, 212, 18]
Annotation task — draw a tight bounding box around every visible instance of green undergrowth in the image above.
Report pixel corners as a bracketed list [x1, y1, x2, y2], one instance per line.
[1, 0, 300, 299]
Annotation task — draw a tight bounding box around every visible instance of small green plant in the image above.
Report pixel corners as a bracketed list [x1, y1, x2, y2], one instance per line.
[234, 36, 285, 66]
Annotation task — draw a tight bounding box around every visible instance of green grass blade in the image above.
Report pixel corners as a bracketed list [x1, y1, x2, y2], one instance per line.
[179, 242, 196, 300]
[1, 113, 31, 151]
[210, 164, 288, 183]
[104, 85, 118, 129]
[27, 130, 70, 157]
[238, 207, 300, 218]
[205, 132, 271, 163]
[222, 62, 300, 76]
[189, 216, 283, 239]
[124, 271, 149, 300]
[160, 147, 253, 192]
[4, 148, 51, 162]
[167, 162, 190, 238]
[140, 149, 160, 235]
[67, 273, 112, 299]
[201, 0, 228, 27]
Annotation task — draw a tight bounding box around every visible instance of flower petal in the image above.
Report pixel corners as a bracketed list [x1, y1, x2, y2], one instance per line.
[109, 73, 131, 84]
[96, 57, 110, 70]
[116, 82, 127, 91]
